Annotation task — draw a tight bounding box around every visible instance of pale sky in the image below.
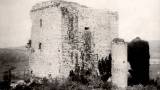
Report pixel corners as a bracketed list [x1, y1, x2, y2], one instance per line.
[0, 0, 160, 48]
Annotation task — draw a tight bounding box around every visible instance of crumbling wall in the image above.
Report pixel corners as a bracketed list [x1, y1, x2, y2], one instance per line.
[29, 0, 118, 78]
[111, 38, 128, 89]
[78, 8, 118, 73]
[78, 9, 118, 59]
[60, 6, 79, 76]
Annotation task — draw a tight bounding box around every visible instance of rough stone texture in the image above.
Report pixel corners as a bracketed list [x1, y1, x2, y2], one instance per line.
[111, 38, 128, 89]
[29, 0, 118, 78]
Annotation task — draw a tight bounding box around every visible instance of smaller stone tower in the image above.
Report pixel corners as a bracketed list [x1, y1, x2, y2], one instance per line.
[111, 38, 128, 89]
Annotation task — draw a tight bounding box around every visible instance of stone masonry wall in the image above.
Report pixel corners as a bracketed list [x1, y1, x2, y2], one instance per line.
[111, 38, 128, 89]
[30, 5, 62, 77]
[29, 0, 118, 78]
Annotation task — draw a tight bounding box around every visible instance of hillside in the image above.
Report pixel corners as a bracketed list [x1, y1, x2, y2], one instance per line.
[149, 40, 160, 79]
[0, 46, 29, 80]
[149, 40, 160, 63]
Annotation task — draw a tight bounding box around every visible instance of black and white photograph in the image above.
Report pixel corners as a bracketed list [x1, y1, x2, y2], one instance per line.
[0, 0, 160, 89]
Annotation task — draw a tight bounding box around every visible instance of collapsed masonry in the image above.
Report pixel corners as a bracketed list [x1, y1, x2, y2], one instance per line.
[29, 0, 118, 78]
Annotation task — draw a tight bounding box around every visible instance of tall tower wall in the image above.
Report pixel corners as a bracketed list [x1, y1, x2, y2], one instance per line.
[29, 0, 118, 78]
[30, 6, 62, 77]
[78, 8, 118, 59]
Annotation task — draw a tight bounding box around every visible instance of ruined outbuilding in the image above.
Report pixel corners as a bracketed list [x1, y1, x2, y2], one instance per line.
[29, 0, 118, 77]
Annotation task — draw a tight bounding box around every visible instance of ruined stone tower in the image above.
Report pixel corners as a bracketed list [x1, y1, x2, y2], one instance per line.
[111, 38, 128, 89]
[29, 0, 118, 78]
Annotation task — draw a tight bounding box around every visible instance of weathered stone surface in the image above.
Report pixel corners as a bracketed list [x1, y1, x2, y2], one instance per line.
[111, 38, 127, 89]
[29, 0, 118, 78]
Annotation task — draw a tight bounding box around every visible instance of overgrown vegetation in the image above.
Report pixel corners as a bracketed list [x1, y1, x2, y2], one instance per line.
[98, 54, 111, 82]
[8, 76, 160, 90]
[128, 37, 150, 85]
[9, 76, 111, 90]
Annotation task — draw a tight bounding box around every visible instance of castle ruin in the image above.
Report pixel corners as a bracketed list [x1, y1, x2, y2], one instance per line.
[29, 0, 118, 78]
[111, 38, 128, 89]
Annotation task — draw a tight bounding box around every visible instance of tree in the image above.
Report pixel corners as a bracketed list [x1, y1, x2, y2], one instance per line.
[98, 54, 111, 82]
[128, 37, 150, 85]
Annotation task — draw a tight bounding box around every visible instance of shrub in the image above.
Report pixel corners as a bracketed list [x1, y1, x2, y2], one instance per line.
[69, 67, 92, 85]
[128, 37, 150, 85]
[98, 54, 111, 82]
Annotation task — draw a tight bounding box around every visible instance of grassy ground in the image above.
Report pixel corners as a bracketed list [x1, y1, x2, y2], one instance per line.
[9, 76, 160, 90]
